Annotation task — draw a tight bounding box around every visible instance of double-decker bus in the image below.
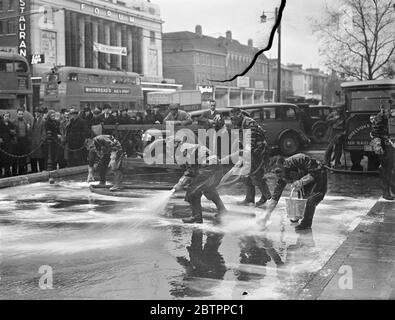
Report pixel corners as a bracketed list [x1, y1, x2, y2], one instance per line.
[342, 79, 395, 171]
[42, 66, 143, 111]
[0, 51, 33, 114]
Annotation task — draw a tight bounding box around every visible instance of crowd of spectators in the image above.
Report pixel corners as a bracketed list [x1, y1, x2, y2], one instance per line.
[0, 104, 167, 179]
[0, 102, 200, 179]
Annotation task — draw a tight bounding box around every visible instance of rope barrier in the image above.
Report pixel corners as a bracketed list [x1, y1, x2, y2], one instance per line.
[0, 138, 46, 159]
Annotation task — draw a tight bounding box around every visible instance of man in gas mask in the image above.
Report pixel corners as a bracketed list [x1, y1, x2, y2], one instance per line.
[263, 153, 327, 232]
[171, 137, 226, 224]
[229, 107, 272, 207]
[370, 101, 395, 200]
[86, 135, 124, 191]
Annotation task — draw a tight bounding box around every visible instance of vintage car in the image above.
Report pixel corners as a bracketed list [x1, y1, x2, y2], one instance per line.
[190, 103, 310, 156]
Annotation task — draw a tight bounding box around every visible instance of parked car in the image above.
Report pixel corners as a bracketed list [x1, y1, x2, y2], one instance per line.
[190, 103, 310, 156]
[293, 104, 332, 143]
[190, 108, 250, 125]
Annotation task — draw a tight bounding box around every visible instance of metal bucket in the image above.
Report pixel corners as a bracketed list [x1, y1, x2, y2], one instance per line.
[285, 188, 307, 220]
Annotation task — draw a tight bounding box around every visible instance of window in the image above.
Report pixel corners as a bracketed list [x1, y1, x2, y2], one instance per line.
[0, 0, 3, 11]
[150, 31, 155, 44]
[7, 20, 15, 34]
[285, 107, 296, 119]
[263, 107, 276, 120]
[78, 73, 89, 83]
[0, 59, 13, 72]
[88, 74, 100, 84]
[68, 73, 78, 81]
[15, 61, 28, 72]
[7, 0, 13, 10]
[0, 21, 3, 34]
[250, 110, 262, 121]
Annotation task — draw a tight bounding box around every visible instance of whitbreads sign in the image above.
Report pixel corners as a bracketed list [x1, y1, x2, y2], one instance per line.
[93, 42, 127, 56]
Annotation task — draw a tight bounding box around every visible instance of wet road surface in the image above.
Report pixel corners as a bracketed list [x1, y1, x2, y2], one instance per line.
[0, 171, 381, 299]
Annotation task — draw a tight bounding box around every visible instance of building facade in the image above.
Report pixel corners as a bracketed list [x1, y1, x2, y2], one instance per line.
[163, 25, 273, 108]
[0, 0, 176, 105]
[270, 61, 329, 104]
[269, 60, 294, 101]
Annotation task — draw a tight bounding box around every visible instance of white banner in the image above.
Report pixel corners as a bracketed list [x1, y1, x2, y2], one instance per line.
[93, 42, 127, 56]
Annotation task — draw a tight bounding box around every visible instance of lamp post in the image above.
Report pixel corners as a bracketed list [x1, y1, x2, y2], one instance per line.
[261, 7, 281, 102]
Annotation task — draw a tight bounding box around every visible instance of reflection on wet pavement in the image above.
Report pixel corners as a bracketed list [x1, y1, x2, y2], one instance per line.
[0, 172, 381, 299]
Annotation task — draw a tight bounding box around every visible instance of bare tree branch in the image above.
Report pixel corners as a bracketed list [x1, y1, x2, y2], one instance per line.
[312, 0, 395, 80]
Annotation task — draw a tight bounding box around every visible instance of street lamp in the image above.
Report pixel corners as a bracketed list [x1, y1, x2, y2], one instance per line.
[261, 8, 281, 102]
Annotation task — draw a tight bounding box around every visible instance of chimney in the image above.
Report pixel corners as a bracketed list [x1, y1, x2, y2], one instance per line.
[195, 25, 202, 37]
[226, 30, 232, 41]
[248, 39, 253, 47]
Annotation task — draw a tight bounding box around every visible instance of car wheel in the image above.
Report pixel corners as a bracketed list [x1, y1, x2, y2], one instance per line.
[311, 123, 329, 143]
[279, 133, 300, 156]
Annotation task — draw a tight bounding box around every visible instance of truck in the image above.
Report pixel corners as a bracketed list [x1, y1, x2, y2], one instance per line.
[147, 90, 202, 116]
[341, 79, 395, 171]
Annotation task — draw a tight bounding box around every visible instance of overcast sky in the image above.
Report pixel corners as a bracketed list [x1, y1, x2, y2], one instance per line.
[155, 0, 332, 70]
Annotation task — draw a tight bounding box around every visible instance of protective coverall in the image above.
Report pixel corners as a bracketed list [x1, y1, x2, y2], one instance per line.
[174, 143, 226, 223]
[88, 135, 124, 190]
[272, 153, 327, 229]
[324, 110, 346, 168]
[370, 110, 394, 200]
[238, 116, 271, 206]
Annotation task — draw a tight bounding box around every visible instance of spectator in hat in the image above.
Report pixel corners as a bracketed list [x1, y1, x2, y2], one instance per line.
[58, 109, 70, 169]
[91, 107, 103, 126]
[135, 112, 144, 124]
[144, 105, 155, 124]
[198, 99, 225, 131]
[163, 103, 192, 125]
[13, 108, 31, 175]
[130, 112, 144, 157]
[80, 105, 93, 125]
[42, 107, 49, 121]
[117, 107, 132, 125]
[30, 107, 47, 172]
[45, 109, 62, 170]
[0, 111, 17, 177]
[102, 104, 116, 135]
[153, 106, 164, 124]
[117, 107, 133, 156]
[65, 107, 89, 167]
[144, 105, 163, 124]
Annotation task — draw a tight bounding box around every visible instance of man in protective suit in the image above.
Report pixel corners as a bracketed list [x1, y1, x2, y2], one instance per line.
[370, 102, 394, 200]
[324, 105, 346, 168]
[264, 153, 327, 231]
[172, 138, 226, 224]
[86, 135, 124, 191]
[230, 107, 272, 207]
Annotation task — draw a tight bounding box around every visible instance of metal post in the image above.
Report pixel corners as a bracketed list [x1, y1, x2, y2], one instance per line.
[267, 59, 270, 92]
[276, 7, 281, 102]
[47, 131, 53, 171]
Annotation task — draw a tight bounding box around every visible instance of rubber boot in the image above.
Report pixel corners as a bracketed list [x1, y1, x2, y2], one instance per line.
[237, 178, 255, 206]
[209, 192, 227, 215]
[255, 180, 272, 207]
[110, 171, 123, 191]
[254, 178, 271, 207]
[383, 187, 395, 200]
[295, 223, 312, 232]
[381, 168, 394, 200]
[183, 196, 203, 223]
